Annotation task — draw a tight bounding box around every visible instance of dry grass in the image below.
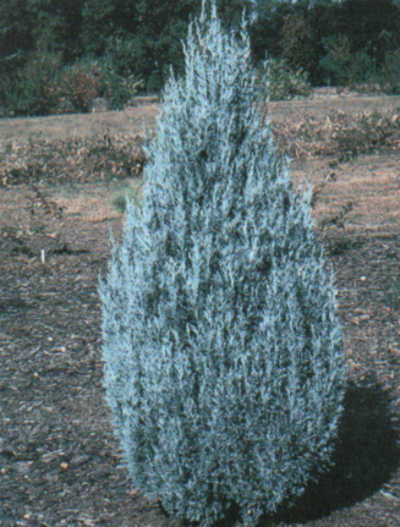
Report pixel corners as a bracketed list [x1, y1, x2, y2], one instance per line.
[1, 89, 399, 234]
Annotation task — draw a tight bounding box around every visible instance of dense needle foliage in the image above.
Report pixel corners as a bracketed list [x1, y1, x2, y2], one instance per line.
[99, 2, 346, 525]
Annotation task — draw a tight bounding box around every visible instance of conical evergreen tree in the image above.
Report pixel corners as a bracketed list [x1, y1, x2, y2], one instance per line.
[99, 2, 346, 525]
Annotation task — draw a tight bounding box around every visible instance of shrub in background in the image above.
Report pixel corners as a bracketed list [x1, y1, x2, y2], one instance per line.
[0, 53, 101, 116]
[50, 56, 144, 114]
[320, 34, 379, 91]
[345, 50, 379, 91]
[319, 34, 353, 87]
[279, 9, 320, 86]
[255, 56, 311, 103]
[96, 54, 144, 110]
[0, 50, 63, 117]
[51, 60, 102, 114]
[99, 1, 346, 526]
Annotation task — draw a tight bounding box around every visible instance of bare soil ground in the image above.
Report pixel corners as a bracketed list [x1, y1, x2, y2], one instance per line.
[0, 89, 399, 527]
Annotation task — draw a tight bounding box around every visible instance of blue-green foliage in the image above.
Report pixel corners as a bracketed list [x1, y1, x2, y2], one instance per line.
[99, 1, 346, 525]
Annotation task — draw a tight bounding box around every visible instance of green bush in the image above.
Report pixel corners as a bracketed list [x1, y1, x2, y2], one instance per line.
[280, 10, 320, 85]
[0, 50, 144, 117]
[320, 34, 383, 91]
[319, 34, 352, 87]
[51, 59, 102, 114]
[345, 51, 379, 91]
[51, 55, 144, 114]
[96, 56, 144, 110]
[0, 50, 63, 117]
[87, 35, 145, 109]
[255, 56, 311, 103]
[0, 53, 101, 117]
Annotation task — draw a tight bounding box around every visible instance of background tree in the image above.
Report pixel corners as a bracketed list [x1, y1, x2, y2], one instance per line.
[335, 0, 400, 63]
[0, 0, 37, 75]
[95, 0, 256, 93]
[249, 0, 292, 62]
[2, 0, 400, 116]
[80, 0, 139, 57]
[278, 0, 342, 85]
[0, 0, 84, 67]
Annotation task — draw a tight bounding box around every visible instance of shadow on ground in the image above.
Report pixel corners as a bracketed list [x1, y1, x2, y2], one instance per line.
[267, 373, 400, 525]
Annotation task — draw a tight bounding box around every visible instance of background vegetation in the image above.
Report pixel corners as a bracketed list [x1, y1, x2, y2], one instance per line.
[0, 0, 400, 117]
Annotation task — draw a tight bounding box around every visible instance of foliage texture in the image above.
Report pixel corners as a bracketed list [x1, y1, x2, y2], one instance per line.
[99, 2, 346, 525]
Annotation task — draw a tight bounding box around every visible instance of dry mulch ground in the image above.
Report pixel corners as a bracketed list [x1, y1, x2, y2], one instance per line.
[0, 91, 399, 526]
